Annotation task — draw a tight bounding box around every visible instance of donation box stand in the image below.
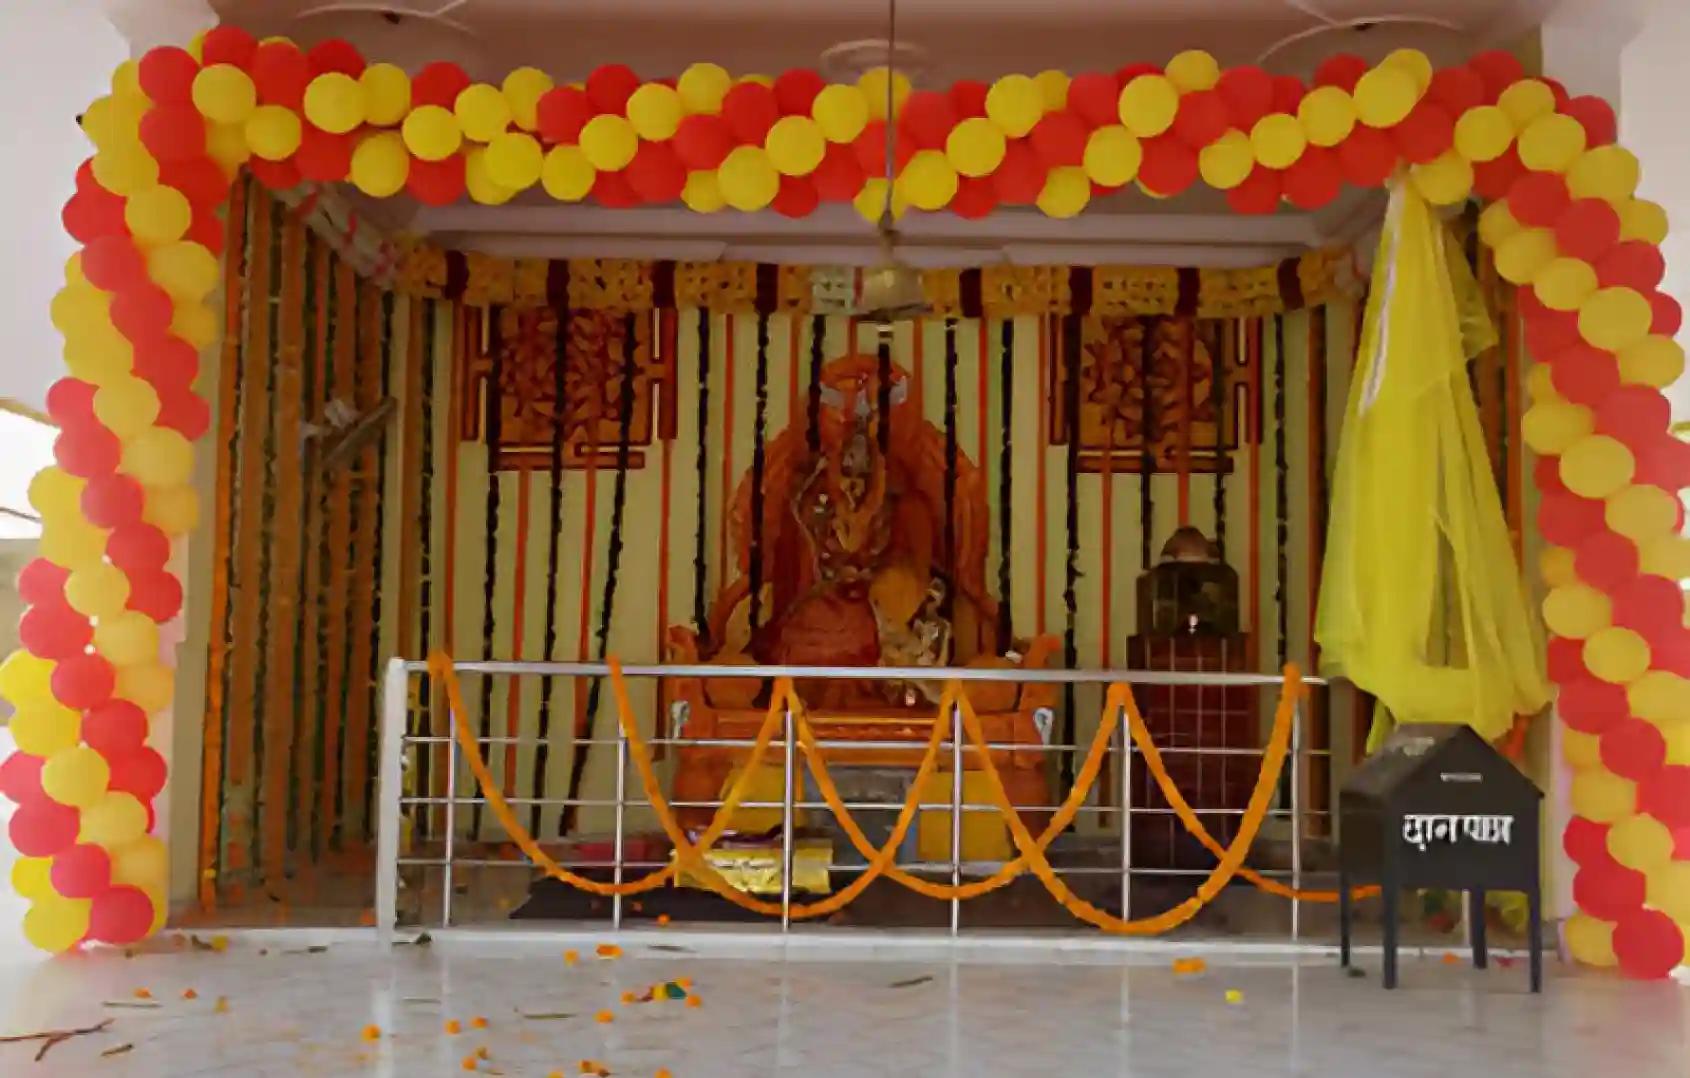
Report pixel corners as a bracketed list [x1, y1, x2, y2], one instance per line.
[1337, 723, 1542, 992]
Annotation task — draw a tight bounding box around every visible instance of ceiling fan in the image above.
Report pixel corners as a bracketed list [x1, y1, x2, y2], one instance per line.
[853, 0, 931, 330]
[1258, 0, 1464, 67]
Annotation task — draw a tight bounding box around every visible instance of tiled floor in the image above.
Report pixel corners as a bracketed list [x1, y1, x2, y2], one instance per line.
[0, 930, 1686, 1077]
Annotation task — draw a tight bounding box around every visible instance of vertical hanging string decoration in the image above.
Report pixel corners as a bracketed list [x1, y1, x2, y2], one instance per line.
[472, 306, 504, 839]
[1213, 319, 1229, 553]
[301, 238, 336, 866]
[533, 305, 570, 834]
[942, 319, 959, 623]
[564, 313, 639, 835]
[1273, 314, 1289, 666]
[997, 318, 1015, 646]
[250, 195, 284, 884]
[692, 310, 712, 644]
[807, 314, 825, 456]
[1139, 316, 1158, 574]
[877, 328, 893, 457]
[1061, 311, 1082, 790]
[749, 314, 770, 633]
[362, 290, 396, 835]
[416, 299, 438, 838]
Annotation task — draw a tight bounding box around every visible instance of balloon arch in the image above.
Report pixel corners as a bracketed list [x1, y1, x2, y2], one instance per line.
[1, 26, 1687, 975]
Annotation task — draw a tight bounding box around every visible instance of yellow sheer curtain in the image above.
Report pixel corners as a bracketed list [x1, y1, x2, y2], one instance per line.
[1315, 182, 1550, 746]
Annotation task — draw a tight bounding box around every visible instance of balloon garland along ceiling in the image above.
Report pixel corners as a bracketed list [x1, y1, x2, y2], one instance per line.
[0, 24, 1686, 974]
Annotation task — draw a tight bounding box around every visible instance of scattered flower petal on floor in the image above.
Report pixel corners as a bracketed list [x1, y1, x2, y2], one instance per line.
[181, 989, 198, 1000]
[1225, 990, 1244, 1005]
[362, 1024, 382, 1041]
[596, 944, 623, 959]
[595, 1010, 615, 1023]
[471, 1015, 489, 1029]
[445, 1019, 462, 1035]
[564, 951, 580, 966]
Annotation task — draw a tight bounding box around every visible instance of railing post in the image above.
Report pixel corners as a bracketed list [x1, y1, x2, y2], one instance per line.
[375, 658, 407, 945]
[1290, 691, 1305, 943]
[1118, 696, 1132, 920]
[441, 685, 459, 929]
[950, 701, 963, 937]
[612, 713, 628, 931]
[781, 697, 795, 932]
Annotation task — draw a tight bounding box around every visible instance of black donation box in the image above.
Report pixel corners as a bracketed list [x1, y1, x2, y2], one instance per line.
[1337, 723, 1542, 992]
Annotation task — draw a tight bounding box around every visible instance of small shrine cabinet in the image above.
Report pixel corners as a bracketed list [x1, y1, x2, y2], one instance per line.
[1337, 723, 1543, 992]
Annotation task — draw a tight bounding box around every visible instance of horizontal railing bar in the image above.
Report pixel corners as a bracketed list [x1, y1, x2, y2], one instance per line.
[400, 796, 1331, 819]
[400, 658, 1325, 686]
[395, 857, 1308, 878]
[402, 734, 1333, 758]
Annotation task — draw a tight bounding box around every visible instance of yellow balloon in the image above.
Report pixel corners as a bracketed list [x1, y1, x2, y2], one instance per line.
[858, 66, 911, 122]
[1647, 862, 1690, 924]
[143, 483, 200, 536]
[502, 66, 554, 131]
[1250, 112, 1305, 170]
[303, 72, 366, 135]
[356, 63, 411, 127]
[627, 82, 683, 141]
[1567, 146, 1641, 203]
[1607, 485, 1679, 542]
[51, 282, 108, 335]
[812, 84, 869, 143]
[1580, 287, 1655, 352]
[79, 791, 149, 847]
[42, 745, 111, 809]
[40, 518, 108, 571]
[1497, 79, 1555, 127]
[111, 59, 143, 100]
[464, 148, 516, 206]
[678, 62, 732, 115]
[852, 177, 906, 223]
[1539, 545, 1577, 588]
[1609, 813, 1674, 872]
[121, 427, 194, 487]
[1618, 198, 1669, 245]
[1665, 717, 1690, 765]
[23, 895, 91, 954]
[1584, 625, 1651, 684]
[1034, 69, 1071, 111]
[540, 145, 595, 202]
[579, 114, 637, 172]
[191, 64, 257, 125]
[946, 117, 1007, 178]
[681, 170, 726, 213]
[66, 561, 131, 620]
[1410, 151, 1473, 206]
[125, 185, 193, 246]
[0, 650, 56, 708]
[1117, 75, 1178, 138]
[95, 610, 162, 667]
[987, 74, 1046, 138]
[897, 150, 958, 211]
[1619, 336, 1686, 388]
[93, 376, 162, 439]
[1083, 125, 1143, 189]
[1542, 583, 1611, 639]
[1494, 227, 1557, 285]
[1298, 87, 1356, 148]
[484, 132, 543, 190]
[1382, 48, 1433, 93]
[1565, 912, 1618, 967]
[1453, 104, 1513, 163]
[1627, 670, 1690, 724]
[402, 105, 462, 163]
[1353, 65, 1418, 128]
[115, 662, 175, 713]
[81, 96, 139, 149]
[1562, 728, 1603, 769]
[1198, 129, 1253, 190]
[455, 83, 512, 143]
[1518, 113, 1587, 173]
[1561, 434, 1636, 500]
[1166, 50, 1221, 93]
[148, 241, 219, 302]
[765, 115, 825, 177]
[206, 121, 251, 177]
[172, 301, 218, 350]
[29, 467, 85, 519]
[1520, 399, 1594, 455]
[93, 142, 160, 197]
[717, 145, 778, 211]
[1639, 534, 1690, 579]
[9, 701, 81, 756]
[1037, 165, 1091, 219]
[1533, 257, 1599, 312]
[111, 835, 169, 893]
[10, 857, 52, 900]
[1571, 768, 1636, 823]
[245, 105, 303, 161]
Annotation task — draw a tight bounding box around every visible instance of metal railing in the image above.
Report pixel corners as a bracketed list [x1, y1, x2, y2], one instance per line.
[374, 658, 1327, 944]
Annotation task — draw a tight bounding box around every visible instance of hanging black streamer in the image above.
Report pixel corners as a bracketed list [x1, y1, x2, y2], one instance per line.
[471, 306, 503, 838]
[942, 319, 958, 623]
[414, 299, 437, 838]
[1273, 314, 1289, 665]
[532, 305, 570, 835]
[362, 290, 395, 837]
[691, 310, 712, 644]
[807, 315, 825, 457]
[286, 231, 319, 852]
[1212, 320, 1228, 553]
[251, 196, 283, 874]
[996, 318, 1014, 646]
[749, 314, 770, 632]
[1138, 316, 1158, 572]
[1060, 314, 1081, 791]
[877, 330, 893, 458]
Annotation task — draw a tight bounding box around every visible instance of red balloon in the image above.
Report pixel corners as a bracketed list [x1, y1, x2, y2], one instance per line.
[993, 139, 1045, 205]
[949, 79, 989, 119]
[19, 602, 92, 662]
[1546, 635, 1586, 684]
[1523, 305, 1582, 357]
[1634, 433, 1690, 492]
[1538, 490, 1607, 547]
[407, 155, 466, 207]
[127, 567, 185, 623]
[1574, 856, 1647, 921]
[201, 26, 258, 69]
[306, 39, 365, 77]
[90, 885, 156, 945]
[156, 386, 212, 441]
[1542, 76, 1572, 112]
[160, 158, 231, 212]
[721, 82, 779, 144]
[1611, 573, 1683, 642]
[1428, 66, 1485, 115]
[1067, 72, 1119, 128]
[625, 141, 686, 203]
[1282, 147, 1341, 210]
[1171, 90, 1229, 149]
[1472, 145, 1526, 200]
[1313, 54, 1368, 91]
[673, 114, 734, 169]
[82, 236, 145, 292]
[1393, 101, 1455, 164]
[1555, 199, 1622, 264]
[412, 61, 471, 110]
[139, 105, 206, 163]
[16, 559, 70, 607]
[1574, 529, 1639, 593]
[1558, 677, 1628, 735]
[1564, 95, 1618, 147]
[1639, 765, 1690, 828]
[0, 752, 45, 806]
[62, 189, 129, 244]
[8, 799, 81, 857]
[109, 747, 167, 801]
[133, 336, 200, 388]
[52, 653, 116, 710]
[1337, 125, 1397, 188]
[55, 425, 121, 479]
[1596, 242, 1667, 291]
[1470, 49, 1526, 102]
[110, 285, 175, 341]
[1115, 62, 1160, 86]
[249, 157, 303, 192]
[1562, 816, 1611, 865]
[1138, 136, 1197, 197]
[811, 142, 866, 202]
[1226, 165, 1282, 215]
[1270, 74, 1306, 114]
[138, 46, 198, 106]
[296, 125, 354, 183]
[537, 86, 593, 144]
[1596, 384, 1671, 445]
[1601, 718, 1668, 780]
[46, 379, 98, 428]
[187, 210, 225, 256]
[1548, 343, 1619, 405]
[51, 844, 112, 899]
[854, 120, 914, 178]
[84, 700, 149, 759]
[774, 69, 824, 116]
[109, 523, 171, 573]
[585, 64, 640, 115]
[950, 175, 997, 219]
[771, 175, 819, 219]
[900, 91, 957, 150]
[1648, 291, 1682, 337]
[1508, 172, 1570, 228]
[1216, 66, 1274, 129]
[252, 41, 311, 109]
[87, 475, 149, 532]
[1030, 111, 1087, 167]
[1614, 908, 1685, 980]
